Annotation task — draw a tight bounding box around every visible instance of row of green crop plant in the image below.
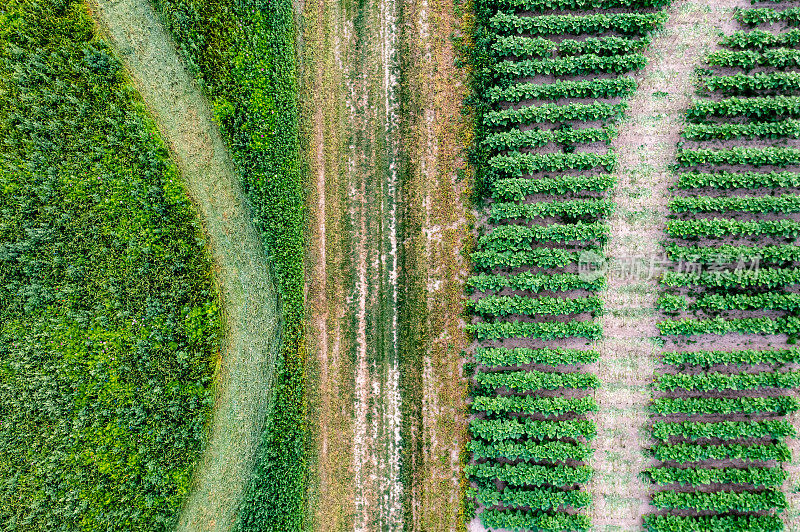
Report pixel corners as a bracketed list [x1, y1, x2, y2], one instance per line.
[467, 0, 673, 528]
[650, 7, 800, 529]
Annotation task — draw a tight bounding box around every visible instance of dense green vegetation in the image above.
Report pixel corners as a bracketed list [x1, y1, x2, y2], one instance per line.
[149, 0, 307, 529]
[0, 1, 221, 529]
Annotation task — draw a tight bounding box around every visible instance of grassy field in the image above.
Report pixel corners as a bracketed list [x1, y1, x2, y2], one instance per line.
[0, 1, 221, 528]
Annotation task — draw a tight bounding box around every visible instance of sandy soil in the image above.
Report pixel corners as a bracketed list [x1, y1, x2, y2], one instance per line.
[400, 0, 473, 530]
[87, 2, 282, 531]
[303, 0, 405, 529]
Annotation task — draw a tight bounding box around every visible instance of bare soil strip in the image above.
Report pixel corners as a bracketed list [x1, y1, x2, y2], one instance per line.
[400, 0, 473, 530]
[303, 0, 404, 529]
[591, 1, 741, 530]
[87, 1, 282, 531]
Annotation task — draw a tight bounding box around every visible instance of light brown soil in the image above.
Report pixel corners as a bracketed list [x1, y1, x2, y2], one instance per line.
[591, 1, 745, 530]
[302, 0, 406, 529]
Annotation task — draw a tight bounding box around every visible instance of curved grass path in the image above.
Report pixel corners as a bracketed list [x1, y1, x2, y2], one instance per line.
[87, 1, 282, 530]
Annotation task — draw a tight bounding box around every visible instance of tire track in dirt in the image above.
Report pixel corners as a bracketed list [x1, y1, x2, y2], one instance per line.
[87, 2, 281, 531]
[592, 2, 742, 530]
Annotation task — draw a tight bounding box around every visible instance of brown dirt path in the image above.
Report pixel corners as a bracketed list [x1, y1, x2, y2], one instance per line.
[302, 0, 404, 529]
[400, 0, 473, 530]
[591, 1, 744, 530]
[87, 1, 282, 531]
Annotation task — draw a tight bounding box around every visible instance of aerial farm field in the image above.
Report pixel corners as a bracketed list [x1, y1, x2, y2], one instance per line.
[2, 0, 800, 530]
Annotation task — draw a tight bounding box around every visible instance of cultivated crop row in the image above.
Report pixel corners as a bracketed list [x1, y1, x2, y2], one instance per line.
[650, 5, 800, 529]
[468, 0, 672, 527]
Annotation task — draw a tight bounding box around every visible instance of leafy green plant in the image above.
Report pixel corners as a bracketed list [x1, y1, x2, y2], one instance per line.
[468, 294, 604, 317]
[476, 369, 601, 391]
[489, 11, 668, 36]
[480, 509, 591, 532]
[470, 418, 597, 441]
[646, 466, 787, 487]
[468, 320, 603, 340]
[650, 419, 795, 442]
[643, 514, 783, 532]
[152, 0, 307, 528]
[474, 346, 600, 366]
[469, 439, 594, 462]
[486, 77, 638, 103]
[0, 2, 222, 528]
[469, 271, 606, 293]
[492, 174, 616, 201]
[651, 442, 792, 463]
[651, 489, 786, 512]
[472, 395, 598, 416]
[661, 348, 800, 367]
[477, 486, 591, 511]
[490, 198, 614, 222]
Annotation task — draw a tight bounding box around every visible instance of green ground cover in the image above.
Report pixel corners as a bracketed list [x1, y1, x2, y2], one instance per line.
[0, 0, 221, 529]
[149, 0, 307, 529]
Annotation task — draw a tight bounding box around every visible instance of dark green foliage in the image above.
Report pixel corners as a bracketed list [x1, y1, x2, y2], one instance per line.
[150, 0, 307, 529]
[0, 1, 221, 529]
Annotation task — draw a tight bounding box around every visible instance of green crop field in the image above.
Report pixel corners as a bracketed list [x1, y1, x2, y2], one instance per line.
[0, 1, 221, 529]
[3, 0, 800, 530]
